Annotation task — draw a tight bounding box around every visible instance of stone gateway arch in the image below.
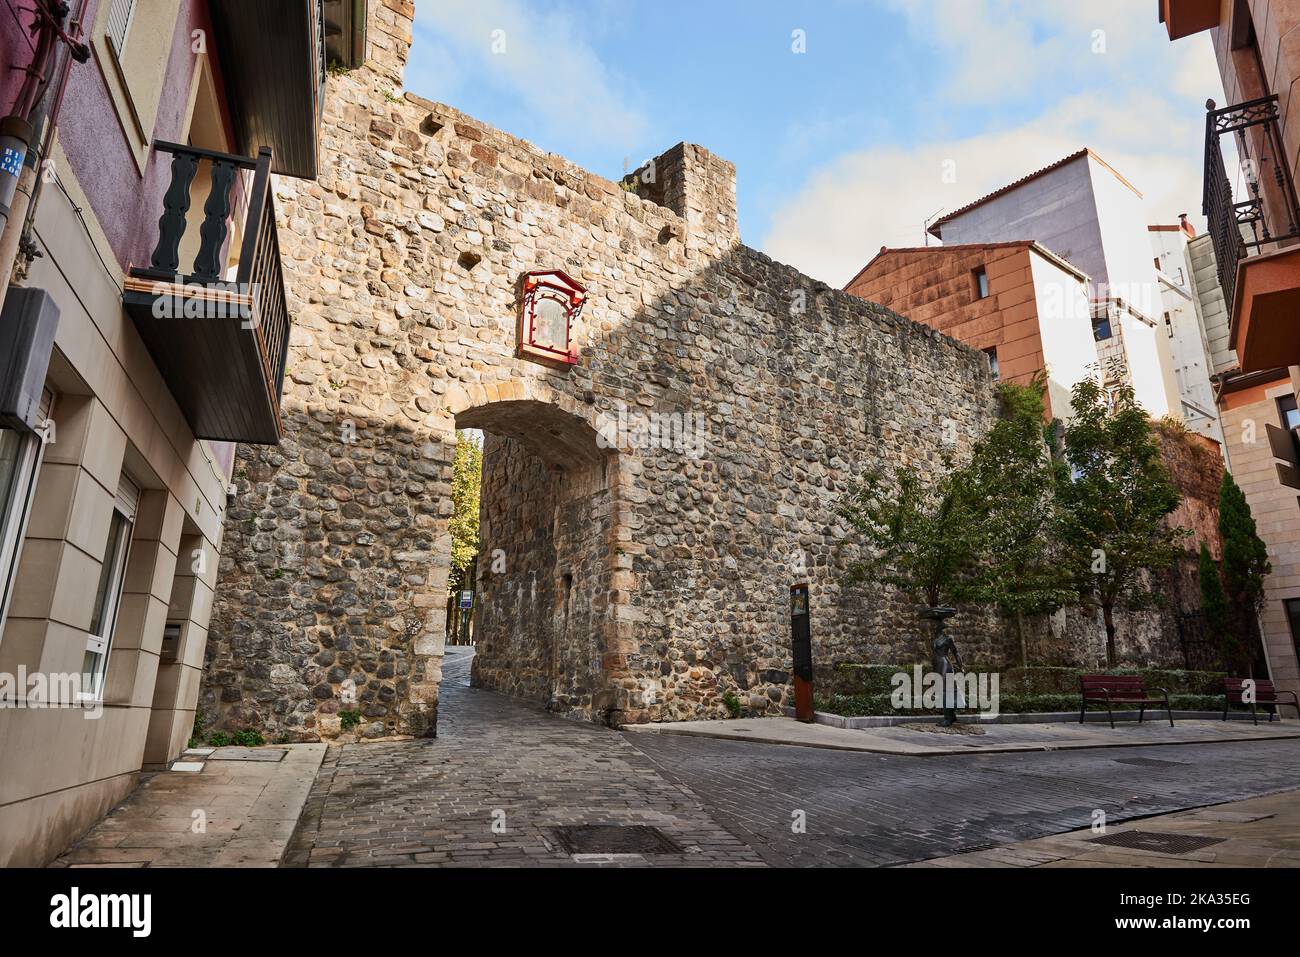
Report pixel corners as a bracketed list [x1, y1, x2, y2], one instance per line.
[200, 0, 996, 740]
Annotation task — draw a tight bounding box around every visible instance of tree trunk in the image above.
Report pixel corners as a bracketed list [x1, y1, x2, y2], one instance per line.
[1102, 602, 1117, 667]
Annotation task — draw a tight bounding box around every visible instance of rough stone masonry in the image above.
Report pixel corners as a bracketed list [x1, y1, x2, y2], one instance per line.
[200, 0, 999, 741]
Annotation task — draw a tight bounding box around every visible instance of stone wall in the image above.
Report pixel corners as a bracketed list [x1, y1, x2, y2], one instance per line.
[200, 0, 1002, 739]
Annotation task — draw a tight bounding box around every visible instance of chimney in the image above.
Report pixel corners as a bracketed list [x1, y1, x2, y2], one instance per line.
[1179, 213, 1196, 239]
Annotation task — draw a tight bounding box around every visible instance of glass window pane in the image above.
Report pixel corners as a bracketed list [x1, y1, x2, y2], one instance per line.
[0, 430, 24, 539]
[533, 296, 569, 352]
[89, 511, 129, 638]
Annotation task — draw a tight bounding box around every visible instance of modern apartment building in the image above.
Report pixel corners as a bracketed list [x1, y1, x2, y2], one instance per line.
[1160, 0, 1300, 700]
[926, 149, 1181, 420]
[0, 0, 364, 866]
[1149, 218, 1226, 444]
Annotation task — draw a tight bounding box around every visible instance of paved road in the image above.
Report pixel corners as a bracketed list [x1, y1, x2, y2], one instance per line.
[287, 649, 1300, 867]
[626, 733, 1300, 866]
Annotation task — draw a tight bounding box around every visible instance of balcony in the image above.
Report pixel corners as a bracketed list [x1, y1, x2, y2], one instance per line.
[1204, 96, 1300, 372]
[1159, 0, 1220, 41]
[122, 143, 290, 445]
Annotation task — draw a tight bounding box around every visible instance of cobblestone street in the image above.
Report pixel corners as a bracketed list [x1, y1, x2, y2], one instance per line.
[285, 649, 764, 866]
[282, 649, 1300, 868]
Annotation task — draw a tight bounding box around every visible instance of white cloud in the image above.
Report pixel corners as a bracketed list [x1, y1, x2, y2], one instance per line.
[760, 2, 1225, 285]
[881, 0, 1214, 105]
[762, 95, 1210, 287]
[409, 0, 648, 150]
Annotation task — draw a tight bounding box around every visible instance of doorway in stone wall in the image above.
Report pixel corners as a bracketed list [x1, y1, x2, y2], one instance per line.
[444, 399, 620, 723]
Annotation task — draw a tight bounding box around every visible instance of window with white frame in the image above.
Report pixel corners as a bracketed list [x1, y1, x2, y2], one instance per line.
[0, 389, 53, 641]
[81, 473, 139, 701]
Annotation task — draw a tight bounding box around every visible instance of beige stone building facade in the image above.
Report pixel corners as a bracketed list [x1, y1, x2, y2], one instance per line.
[0, 0, 359, 866]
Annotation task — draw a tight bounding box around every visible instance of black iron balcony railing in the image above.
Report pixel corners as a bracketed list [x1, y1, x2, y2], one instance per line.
[122, 143, 291, 445]
[1204, 95, 1300, 311]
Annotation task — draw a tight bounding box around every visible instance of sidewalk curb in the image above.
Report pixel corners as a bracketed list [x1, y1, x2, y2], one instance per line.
[621, 720, 1300, 757]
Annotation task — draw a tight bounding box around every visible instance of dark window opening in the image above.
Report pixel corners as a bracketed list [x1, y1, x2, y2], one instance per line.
[983, 346, 999, 381]
[972, 266, 990, 300]
[1092, 315, 1113, 341]
[1278, 393, 1300, 463]
[1285, 598, 1300, 662]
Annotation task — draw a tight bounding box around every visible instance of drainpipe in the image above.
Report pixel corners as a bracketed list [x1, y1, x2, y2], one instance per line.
[0, 0, 87, 304]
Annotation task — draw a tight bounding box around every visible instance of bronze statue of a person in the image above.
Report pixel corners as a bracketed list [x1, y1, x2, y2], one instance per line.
[925, 607, 965, 726]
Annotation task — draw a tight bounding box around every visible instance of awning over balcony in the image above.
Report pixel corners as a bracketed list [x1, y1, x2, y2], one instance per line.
[1230, 246, 1300, 372]
[1159, 0, 1220, 40]
[209, 1, 337, 179]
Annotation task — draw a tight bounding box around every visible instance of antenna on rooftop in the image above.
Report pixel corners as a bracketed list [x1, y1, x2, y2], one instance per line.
[923, 208, 944, 247]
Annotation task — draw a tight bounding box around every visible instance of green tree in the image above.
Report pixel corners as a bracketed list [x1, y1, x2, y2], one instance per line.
[447, 430, 482, 595]
[1059, 379, 1188, 666]
[964, 378, 1076, 666]
[1198, 541, 1231, 661]
[839, 459, 979, 610]
[1218, 471, 1271, 672]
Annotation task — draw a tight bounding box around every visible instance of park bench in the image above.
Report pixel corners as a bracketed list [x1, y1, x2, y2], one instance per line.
[1079, 675, 1173, 729]
[1223, 677, 1300, 725]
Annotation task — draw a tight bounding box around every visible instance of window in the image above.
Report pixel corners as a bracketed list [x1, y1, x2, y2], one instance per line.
[92, 0, 182, 172]
[983, 346, 1000, 381]
[1286, 599, 1300, 660]
[106, 0, 135, 55]
[1278, 394, 1300, 464]
[0, 391, 52, 639]
[1092, 315, 1113, 341]
[1278, 394, 1300, 431]
[972, 266, 990, 299]
[81, 474, 139, 701]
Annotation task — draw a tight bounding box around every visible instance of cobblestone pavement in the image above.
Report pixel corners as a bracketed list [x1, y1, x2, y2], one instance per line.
[285, 649, 764, 867]
[287, 649, 1300, 868]
[626, 732, 1300, 866]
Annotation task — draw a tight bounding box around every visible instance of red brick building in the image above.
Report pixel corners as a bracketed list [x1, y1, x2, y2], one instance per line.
[844, 241, 1097, 420]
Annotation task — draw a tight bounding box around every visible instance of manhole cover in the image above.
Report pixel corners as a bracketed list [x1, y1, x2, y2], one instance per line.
[1113, 757, 1186, 768]
[551, 825, 682, 855]
[1088, 831, 1225, 855]
[207, 748, 287, 762]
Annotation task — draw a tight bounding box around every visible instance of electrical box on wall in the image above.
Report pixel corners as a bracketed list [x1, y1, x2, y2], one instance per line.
[0, 287, 60, 433]
[160, 623, 182, 663]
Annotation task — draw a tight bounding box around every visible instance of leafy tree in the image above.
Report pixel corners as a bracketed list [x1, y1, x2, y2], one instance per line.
[963, 378, 1076, 666]
[447, 430, 482, 595]
[839, 459, 979, 610]
[1058, 380, 1188, 666]
[1218, 471, 1271, 672]
[1198, 541, 1231, 661]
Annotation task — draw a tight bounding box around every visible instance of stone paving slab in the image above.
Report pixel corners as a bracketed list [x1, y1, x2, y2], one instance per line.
[620, 714, 1300, 755]
[49, 745, 326, 868]
[905, 789, 1300, 868]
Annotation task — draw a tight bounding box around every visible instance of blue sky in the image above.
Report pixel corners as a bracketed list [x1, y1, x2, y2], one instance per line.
[405, 0, 1223, 285]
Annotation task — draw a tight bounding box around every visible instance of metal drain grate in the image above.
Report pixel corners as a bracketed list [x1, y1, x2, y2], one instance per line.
[1088, 831, 1225, 855]
[551, 825, 682, 855]
[1113, 757, 1186, 768]
[207, 748, 287, 762]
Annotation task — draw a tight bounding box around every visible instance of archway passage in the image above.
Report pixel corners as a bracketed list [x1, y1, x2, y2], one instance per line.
[451, 400, 620, 721]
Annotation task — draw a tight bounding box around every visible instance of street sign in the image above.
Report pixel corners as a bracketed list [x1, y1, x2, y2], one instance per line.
[460, 590, 473, 609]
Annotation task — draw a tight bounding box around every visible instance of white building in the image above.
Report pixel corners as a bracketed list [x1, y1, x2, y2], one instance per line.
[928, 149, 1180, 419]
[1150, 219, 1227, 446]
